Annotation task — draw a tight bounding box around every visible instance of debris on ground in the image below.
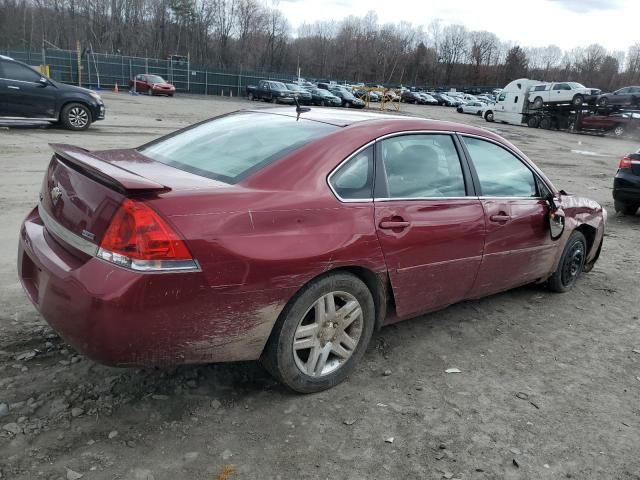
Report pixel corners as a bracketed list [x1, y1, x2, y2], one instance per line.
[445, 368, 461, 374]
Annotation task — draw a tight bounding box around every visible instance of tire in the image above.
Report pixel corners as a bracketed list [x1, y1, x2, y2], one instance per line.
[547, 231, 587, 293]
[457, 107, 463, 113]
[320, 100, 326, 107]
[261, 272, 375, 393]
[345, 101, 352, 108]
[147, 88, 153, 96]
[572, 94, 584, 106]
[568, 119, 577, 132]
[598, 97, 607, 107]
[60, 103, 92, 131]
[527, 116, 540, 128]
[248, 92, 254, 101]
[613, 125, 625, 137]
[485, 111, 494, 122]
[614, 199, 639, 215]
[533, 96, 544, 109]
[540, 117, 552, 130]
[271, 97, 278, 104]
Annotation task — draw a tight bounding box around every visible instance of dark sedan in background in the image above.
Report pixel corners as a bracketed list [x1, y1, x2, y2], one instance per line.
[401, 91, 424, 104]
[597, 86, 640, 107]
[285, 83, 313, 104]
[329, 87, 365, 108]
[308, 88, 342, 107]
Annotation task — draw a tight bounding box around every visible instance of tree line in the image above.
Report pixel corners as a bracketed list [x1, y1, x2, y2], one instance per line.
[1, 0, 639, 90]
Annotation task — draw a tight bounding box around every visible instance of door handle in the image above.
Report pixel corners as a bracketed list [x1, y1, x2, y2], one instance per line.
[489, 214, 510, 222]
[379, 220, 410, 229]
[7, 85, 20, 90]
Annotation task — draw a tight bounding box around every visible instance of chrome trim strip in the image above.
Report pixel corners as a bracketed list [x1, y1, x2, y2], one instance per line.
[0, 77, 43, 84]
[1, 116, 57, 121]
[374, 196, 472, 202]
[38, 203, 98, 256]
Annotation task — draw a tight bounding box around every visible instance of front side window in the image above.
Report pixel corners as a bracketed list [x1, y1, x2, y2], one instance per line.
[379, 134, 466, 198]
[498, 93, 506, 102]
[329, 146, 374, 200]
[1, 61, 41, 82]
[463, 137, 537, 197]
[139, 112, 339, 184]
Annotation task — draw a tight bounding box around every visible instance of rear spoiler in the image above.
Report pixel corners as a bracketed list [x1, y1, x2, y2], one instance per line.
[49, 143, 169, 192]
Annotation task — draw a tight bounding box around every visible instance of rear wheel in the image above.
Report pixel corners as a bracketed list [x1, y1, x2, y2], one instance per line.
[60, 103, 92, 131]
[540, 117, 552, 129]
[261, 272, 375, 393]
[572, 94, 584, 106]
[598, 97, 608, 107]
[147, 88, 153, 96]
[344, 101, 352, 108]
[533, 96, 544, 109]
[547, 231, 587, 293]
[320, 100, 326, 107]
[614, 199, 639, 215]
[527, 116, 540, 128]
[613, 125, 625, 137]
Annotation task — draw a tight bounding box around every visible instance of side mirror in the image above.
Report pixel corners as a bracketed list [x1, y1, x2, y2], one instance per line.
[546, 193, 565, 240]
[38, 77, 48, 87]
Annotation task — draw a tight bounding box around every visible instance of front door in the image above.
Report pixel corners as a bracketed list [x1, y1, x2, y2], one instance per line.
[460, 135, 557, 297]
[0, 60, 56, 118]
[374, 133, 486, 319]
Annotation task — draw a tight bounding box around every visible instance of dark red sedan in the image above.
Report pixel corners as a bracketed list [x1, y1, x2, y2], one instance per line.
[18, 108, 606, 392]
[129, 74, 176, 96]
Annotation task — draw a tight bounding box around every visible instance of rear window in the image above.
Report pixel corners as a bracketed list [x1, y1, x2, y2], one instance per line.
[138, 112, 339, 183]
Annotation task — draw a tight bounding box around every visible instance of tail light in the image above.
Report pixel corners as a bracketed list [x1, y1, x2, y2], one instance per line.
[619, 156, 633, 169]
[97, 199, 199, 272]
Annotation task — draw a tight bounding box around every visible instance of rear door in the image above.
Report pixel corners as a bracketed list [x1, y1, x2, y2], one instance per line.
[373, 133, 486, 319]
[460, 135, 557, 297]
[1, 60, 56, 118]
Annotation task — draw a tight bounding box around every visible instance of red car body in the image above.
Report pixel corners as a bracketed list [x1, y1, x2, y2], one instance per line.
[129, 74, 176, 96]
[18, 109, 605, 369]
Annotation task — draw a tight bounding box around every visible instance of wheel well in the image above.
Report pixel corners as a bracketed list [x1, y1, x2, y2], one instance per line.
[332, 266, 391, 331]
[58, 100, 91, 121]
[575, 223, 597, 254]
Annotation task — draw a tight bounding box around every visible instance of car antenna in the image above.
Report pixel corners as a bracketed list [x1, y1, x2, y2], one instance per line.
[294, 96, 310, 120]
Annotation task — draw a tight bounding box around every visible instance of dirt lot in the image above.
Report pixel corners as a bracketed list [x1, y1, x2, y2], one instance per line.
[1, 93, 639, 480]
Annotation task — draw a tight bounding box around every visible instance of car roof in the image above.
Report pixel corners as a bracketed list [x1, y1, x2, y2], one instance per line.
[245, 108, 499, 138]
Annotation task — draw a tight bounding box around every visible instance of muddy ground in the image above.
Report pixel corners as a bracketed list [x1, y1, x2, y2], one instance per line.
[1, 93, 639, 480]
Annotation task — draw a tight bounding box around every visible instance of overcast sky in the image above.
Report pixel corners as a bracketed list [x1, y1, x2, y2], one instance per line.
[279, 0, 634, 52]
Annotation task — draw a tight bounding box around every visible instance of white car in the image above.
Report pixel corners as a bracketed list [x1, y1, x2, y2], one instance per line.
[528, 82, 600, 108]
[456, 101, 485, 115]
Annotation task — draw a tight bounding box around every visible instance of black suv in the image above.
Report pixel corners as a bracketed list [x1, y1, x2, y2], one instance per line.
[0, 55, 105, 130]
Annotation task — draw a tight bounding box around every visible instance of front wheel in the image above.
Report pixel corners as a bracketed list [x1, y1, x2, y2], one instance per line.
[248, 92, 254, 101]
[485, 111, 494, 122]
[533, 96, 544, 109]
[613, 125, 625, 137]
[320, 100, 326, 107]
[572, 94, 584, 106]
[598, 97, 607, 107]
[60, 103, 92, 131]
[261, 272, 375, 393]
[547, 231, 587, 293]
[147, 88, 153, 96]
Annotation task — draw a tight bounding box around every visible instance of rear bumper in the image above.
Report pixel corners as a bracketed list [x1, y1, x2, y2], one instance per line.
[18, 207, 284, 367]
[613, 170, 640, 202]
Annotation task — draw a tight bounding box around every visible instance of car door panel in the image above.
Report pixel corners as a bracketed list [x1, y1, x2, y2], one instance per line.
[2, 61, 56, 118]
[372, 133, 485, 320]
[461, 135, 557, 298]
[376, 200, 485, 319]
[471, 198, 556, 297]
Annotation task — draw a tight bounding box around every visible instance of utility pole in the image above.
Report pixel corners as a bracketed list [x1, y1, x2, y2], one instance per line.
[76, 40, 82, 87]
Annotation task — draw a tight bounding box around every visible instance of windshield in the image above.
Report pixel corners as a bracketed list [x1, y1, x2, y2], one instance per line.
[271, 81, 287, 90]
[286, 84, 301, 91]
[147, 75, 165, 83]
[138, 112, 339, 184]
[568, 82, 585, 88]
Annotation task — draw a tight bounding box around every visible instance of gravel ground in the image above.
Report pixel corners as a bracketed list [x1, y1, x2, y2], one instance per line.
[1, 93, 639, 480]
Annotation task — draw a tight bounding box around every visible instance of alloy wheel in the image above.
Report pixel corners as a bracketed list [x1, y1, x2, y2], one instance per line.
[68, 107, 89, 128]
[292, 291, 363, 377]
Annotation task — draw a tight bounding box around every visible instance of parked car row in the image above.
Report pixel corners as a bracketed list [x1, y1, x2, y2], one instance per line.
[246, 80, 365, 108]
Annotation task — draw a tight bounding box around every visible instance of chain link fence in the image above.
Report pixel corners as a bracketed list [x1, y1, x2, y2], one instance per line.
[1, 48, 297, 97]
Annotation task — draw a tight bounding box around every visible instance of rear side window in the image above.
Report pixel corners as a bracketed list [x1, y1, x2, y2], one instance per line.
[379, 134, 466, 198]
[1, 61, 41, 82]
[329, 146, 374, 200]
[463, 137, 537, 197]
[139, 113, 339, 183]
